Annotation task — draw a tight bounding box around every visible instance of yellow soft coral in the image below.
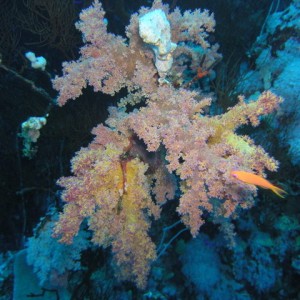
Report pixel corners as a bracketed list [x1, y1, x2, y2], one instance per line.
[54, 130, 160, 289]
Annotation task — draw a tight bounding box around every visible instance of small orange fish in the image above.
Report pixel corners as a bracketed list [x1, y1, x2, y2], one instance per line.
[231, 170, 287, 198]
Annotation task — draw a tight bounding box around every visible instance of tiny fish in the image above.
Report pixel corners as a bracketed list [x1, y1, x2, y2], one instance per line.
[231, 170, 287, 198]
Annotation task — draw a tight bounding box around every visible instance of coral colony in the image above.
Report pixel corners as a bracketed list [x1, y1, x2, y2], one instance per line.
[50, 0, 283, 289]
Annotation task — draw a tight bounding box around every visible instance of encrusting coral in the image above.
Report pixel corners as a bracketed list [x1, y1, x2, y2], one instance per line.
[52, 0, 283, 288]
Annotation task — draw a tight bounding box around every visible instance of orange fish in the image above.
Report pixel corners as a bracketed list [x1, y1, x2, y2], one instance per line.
[231, 170, 287, 198]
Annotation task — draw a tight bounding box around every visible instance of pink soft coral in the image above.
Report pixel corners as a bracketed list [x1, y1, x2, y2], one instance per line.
[53, 0, 283, 288]
[53, 126, 162, 289]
